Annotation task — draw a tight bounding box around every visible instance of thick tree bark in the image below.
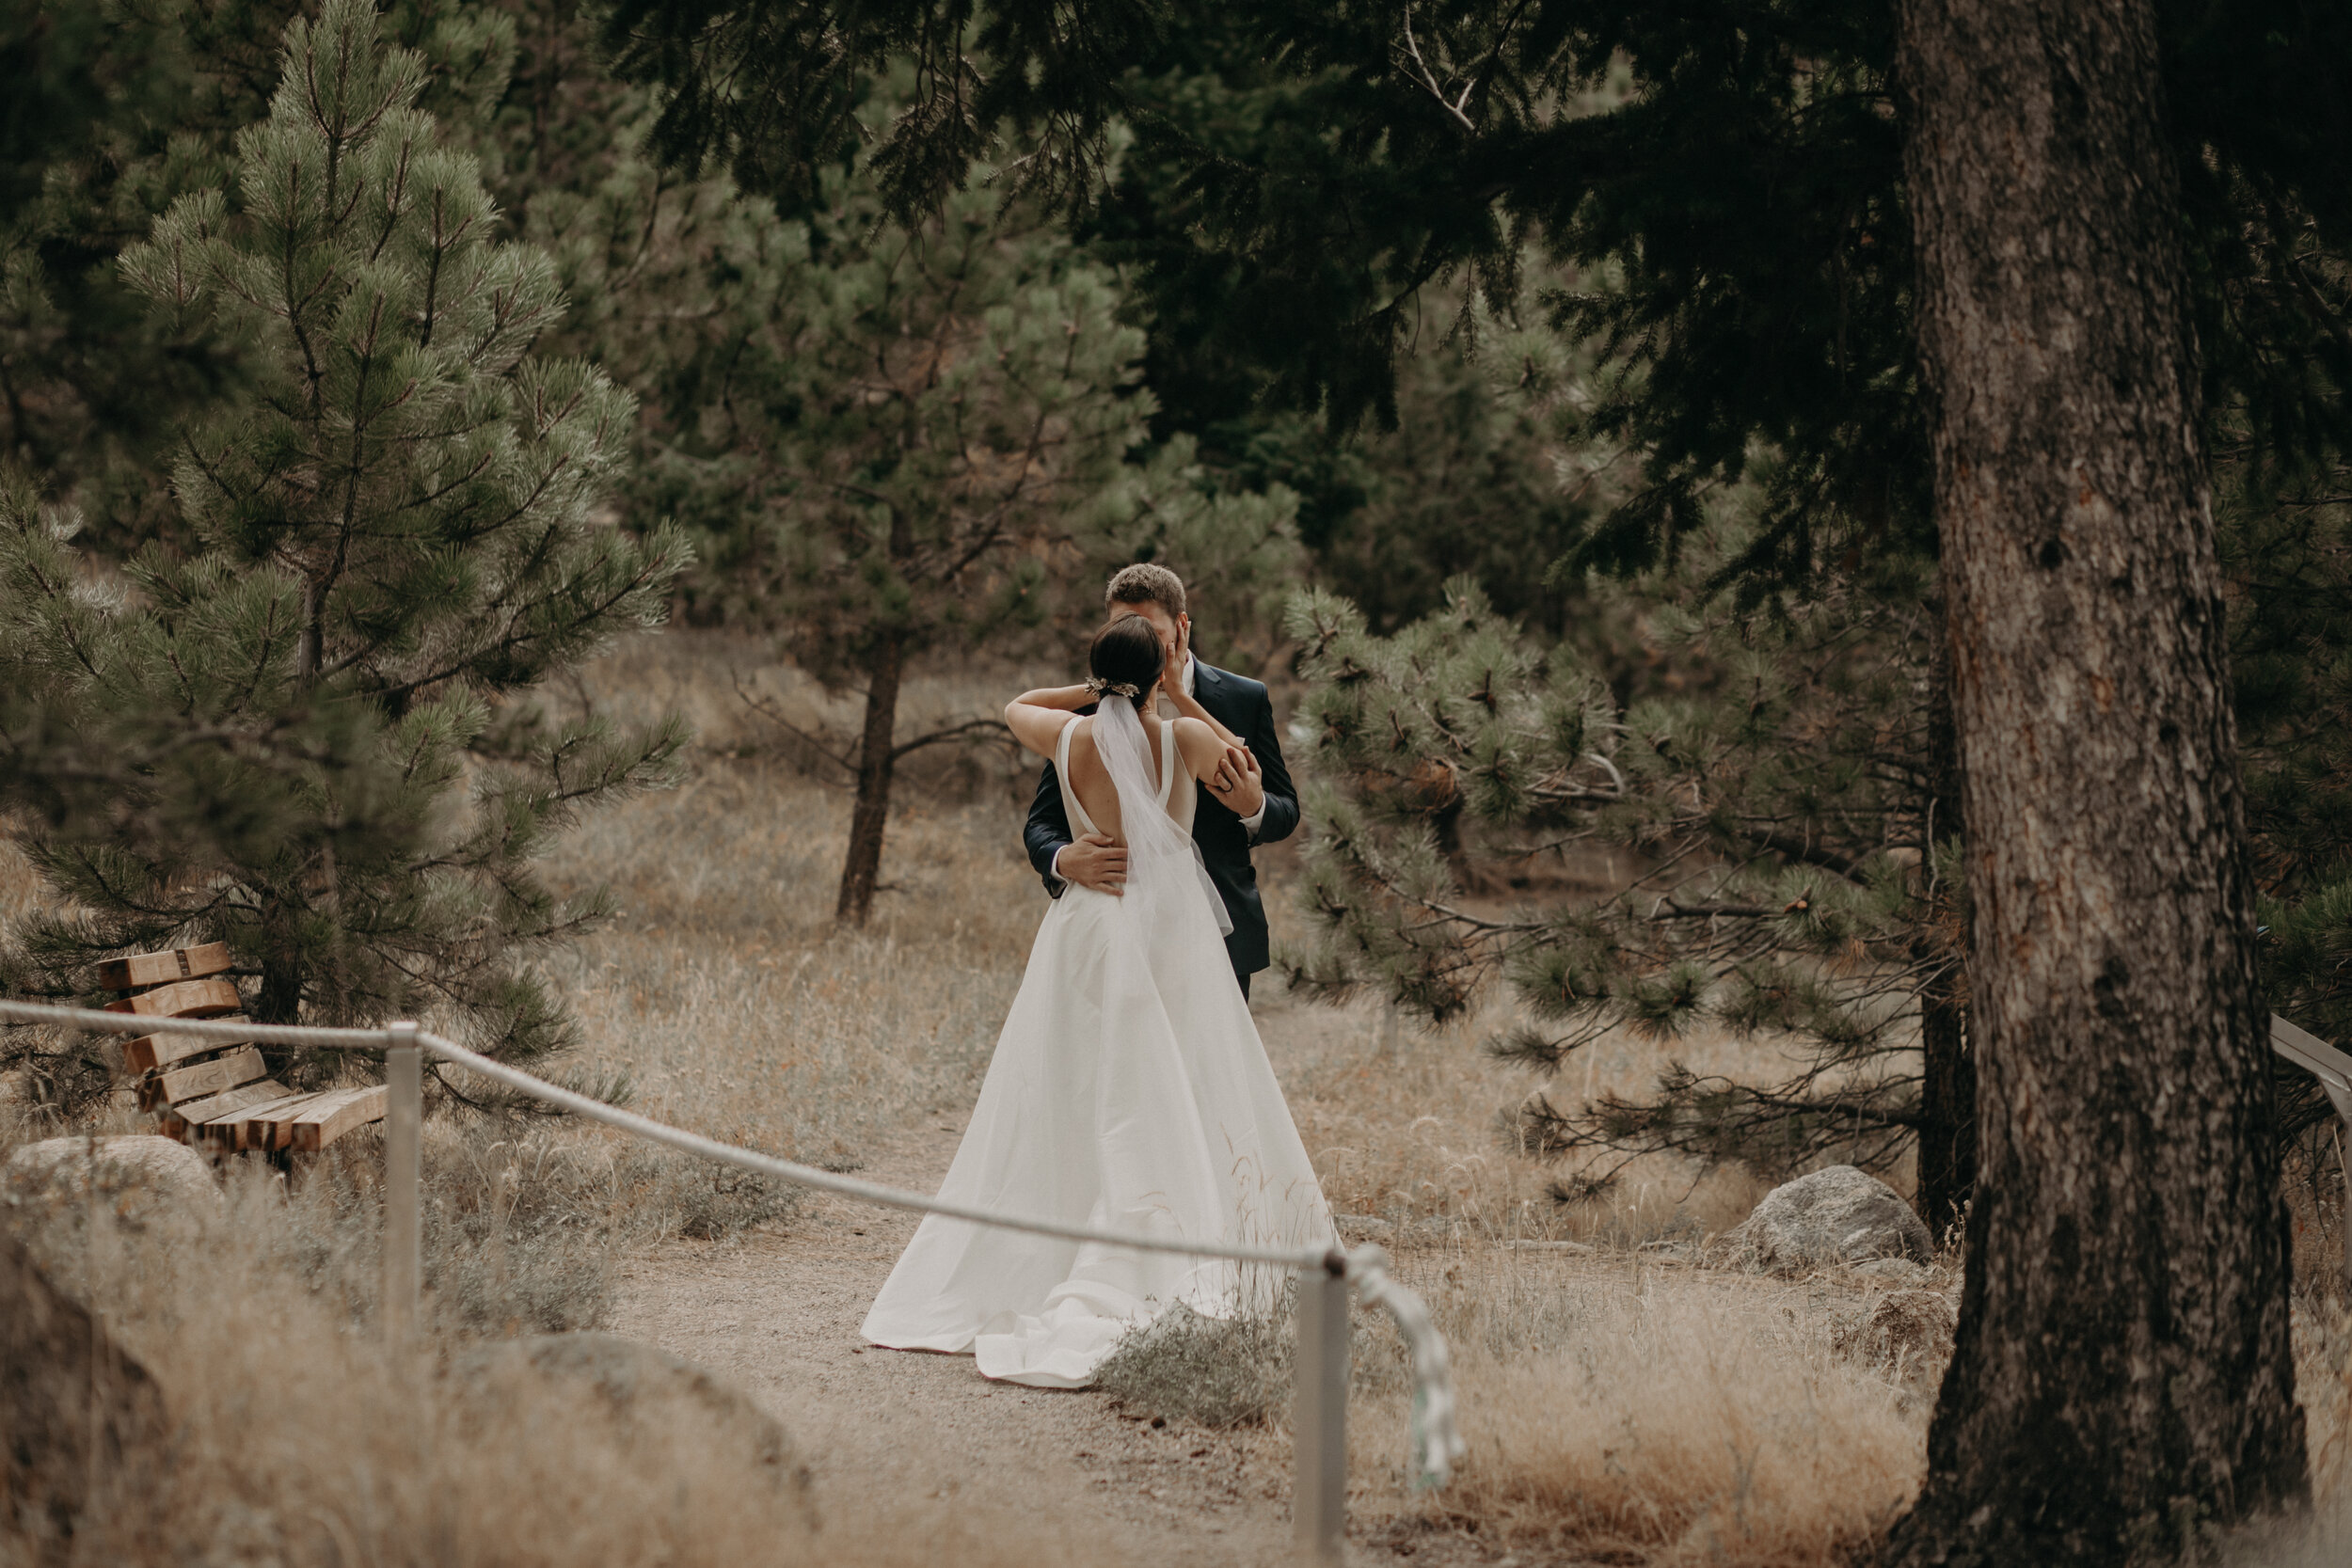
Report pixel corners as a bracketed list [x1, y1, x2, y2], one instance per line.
[1886, 0, 2306, 1558]
[1915, 627, 1975, 1238]
[1914, 979, 1972, 1239]
[835, 630, 906, 926]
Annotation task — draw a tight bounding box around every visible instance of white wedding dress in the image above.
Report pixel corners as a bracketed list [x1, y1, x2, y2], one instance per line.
[861, 706, 1334, 1387]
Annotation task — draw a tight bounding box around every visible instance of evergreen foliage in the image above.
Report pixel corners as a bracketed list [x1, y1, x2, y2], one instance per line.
[625, 134, 1295, 923]
[0, 0, 532, 555]
[605, 0, 2347, 582]
[1283, 532, 1963, 1209]
[2228, 456, 2352, 1151]
[1203, 292, 1610, 638]
[0, 0, 687, 1105]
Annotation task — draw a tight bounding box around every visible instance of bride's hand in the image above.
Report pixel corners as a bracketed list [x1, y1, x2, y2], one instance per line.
[1161, 622, 1188, 696]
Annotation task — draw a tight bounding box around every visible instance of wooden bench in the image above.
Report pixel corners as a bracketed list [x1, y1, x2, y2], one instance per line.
[100, 943, 386, 1152]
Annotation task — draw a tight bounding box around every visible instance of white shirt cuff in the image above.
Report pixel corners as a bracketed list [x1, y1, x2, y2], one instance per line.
[1048, 844, 1069, 890]
[1241, 803, 1266, 838]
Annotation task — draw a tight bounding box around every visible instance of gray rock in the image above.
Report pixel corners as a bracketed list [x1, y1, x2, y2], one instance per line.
[1852, 1257, 1933, 1286]
[1712, 1165, 1933, 1274]
[453, 1333, 797, 1489]
[5, 1134, 221, 1223]
[2, 1234, 167, 1562]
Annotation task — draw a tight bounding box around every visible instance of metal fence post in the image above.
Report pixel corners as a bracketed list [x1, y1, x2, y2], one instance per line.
[1293, 1251, 1349, 1562]
[383, 1022, 421, 1348]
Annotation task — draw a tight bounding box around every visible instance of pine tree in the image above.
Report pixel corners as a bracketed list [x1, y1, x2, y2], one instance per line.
[0, 1, 532, 558]
[0, 0, 688, 1102]
[629, 145, 1294, 924]
[1885, 0, 2305, 1549]
[1282, 502, 1973, 1215]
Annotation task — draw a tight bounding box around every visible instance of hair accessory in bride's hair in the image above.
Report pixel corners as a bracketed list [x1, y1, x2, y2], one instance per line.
[1085, 675, 1142, 700]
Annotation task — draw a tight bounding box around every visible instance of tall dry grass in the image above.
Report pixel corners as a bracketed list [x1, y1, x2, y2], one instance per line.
[534, 633, 1045, 1166]
[7, 630, 2351, 1567]
[0, 635, 1091, 1567]
[1, 1120, 1101, 1568]
[1356, 1259, 1927, 1565]
[1266, 986, 1779, 1246]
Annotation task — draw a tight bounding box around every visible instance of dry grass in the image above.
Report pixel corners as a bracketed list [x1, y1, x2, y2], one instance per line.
[0, 636, 1092, 1568]
[8, 630, 2352, 1567]
[1265, 985, 1779, 1247]
[1355, 1259, 1927, 1565]
[533, 635, 1043, 1167]
[1095, 1290, 1296, 1429]
[1, 1120, 1100, 1568]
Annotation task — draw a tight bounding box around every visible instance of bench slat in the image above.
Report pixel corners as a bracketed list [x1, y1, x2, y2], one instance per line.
[95, 942, 232, 993]
[289, 1085, 389, 1151]
[124, 1023, 249, 1076]
[162, 1078, 292, 1139]
[104, 977, 242, 1021]
[191, 1090, 317, 1150]
[142, 1045, 266, 1111]
[240, 1091, 336, 1152]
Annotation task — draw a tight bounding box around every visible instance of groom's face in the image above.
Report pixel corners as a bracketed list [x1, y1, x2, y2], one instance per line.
[1111, 601, 1186, 659]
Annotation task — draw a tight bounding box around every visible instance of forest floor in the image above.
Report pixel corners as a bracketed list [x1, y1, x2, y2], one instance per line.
[602, 973, 1912, 1568]
[609, 1104, 1333, 1567]
[608, 981, 1527, 1568]
[549, 639, 2352, 1565]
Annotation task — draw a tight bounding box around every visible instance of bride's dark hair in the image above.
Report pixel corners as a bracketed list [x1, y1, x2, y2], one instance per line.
[1088, 615, 1163, 709]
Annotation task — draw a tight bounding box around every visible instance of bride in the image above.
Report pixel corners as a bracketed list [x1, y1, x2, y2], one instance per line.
[861, 614, 1335, 1386]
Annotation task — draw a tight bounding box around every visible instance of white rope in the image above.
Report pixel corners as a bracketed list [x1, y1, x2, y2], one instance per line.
[0, 997, 1336, 1265]
[430, 1026, 1350, 1271]
[0, 998, 409, 1050]
[2, 995, 1467, 1481]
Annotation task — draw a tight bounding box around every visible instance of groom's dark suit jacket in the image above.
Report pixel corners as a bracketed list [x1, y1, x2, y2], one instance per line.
[1023, 661, 1299, 977]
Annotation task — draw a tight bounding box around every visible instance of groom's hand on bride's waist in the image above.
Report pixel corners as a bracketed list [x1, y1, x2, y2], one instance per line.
[1055, 832, 1128, 895]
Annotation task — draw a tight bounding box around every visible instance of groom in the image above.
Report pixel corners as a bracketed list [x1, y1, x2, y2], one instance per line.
[1024, 564, 1300, 999]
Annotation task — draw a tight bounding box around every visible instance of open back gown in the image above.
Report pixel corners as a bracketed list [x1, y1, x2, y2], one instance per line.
[860, 717, 1335, 1386]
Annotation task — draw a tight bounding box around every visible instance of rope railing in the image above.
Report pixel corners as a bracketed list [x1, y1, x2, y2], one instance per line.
[0, 997, 1468, 1559]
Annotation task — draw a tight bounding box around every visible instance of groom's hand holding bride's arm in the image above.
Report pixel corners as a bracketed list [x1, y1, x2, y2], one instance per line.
[1161, 631, 1268, 820]
[1211, 742, 1265, 819]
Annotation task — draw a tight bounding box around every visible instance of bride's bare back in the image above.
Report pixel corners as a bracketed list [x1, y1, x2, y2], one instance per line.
[1064, 712, 1220, 842]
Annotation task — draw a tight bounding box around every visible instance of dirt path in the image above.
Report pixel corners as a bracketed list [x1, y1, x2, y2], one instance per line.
[609, 1109, 1338, 1567]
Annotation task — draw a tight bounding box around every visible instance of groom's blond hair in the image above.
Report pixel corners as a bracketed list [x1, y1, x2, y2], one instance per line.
[1104, 562, 1186, 619]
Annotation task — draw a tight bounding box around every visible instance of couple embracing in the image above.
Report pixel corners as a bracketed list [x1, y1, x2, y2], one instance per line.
[862, 565, 1336, 1387]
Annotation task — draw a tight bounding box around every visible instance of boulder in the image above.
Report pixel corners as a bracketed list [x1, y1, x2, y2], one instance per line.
[1833, 1288, 1959, 1395]
[1852, 1257, 1933, 1287]
[5, 1134, 222, 1224]
[452, 1333, 797, 1489]
[1711, 1164, 1933, 1274]
[1, 1235, 168, 1564]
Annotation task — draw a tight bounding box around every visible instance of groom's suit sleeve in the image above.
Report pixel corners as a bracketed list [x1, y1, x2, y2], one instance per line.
[1246, 686, 1300, 846]
[1025, 758, 1073, 898]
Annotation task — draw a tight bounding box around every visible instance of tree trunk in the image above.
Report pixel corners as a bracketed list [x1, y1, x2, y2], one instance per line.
[1887, 0, 2306, 1559]
[1915, 966, 1973, 1241]
[835, 631, 906, 926]
[1915, 626, 1974, 1238]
